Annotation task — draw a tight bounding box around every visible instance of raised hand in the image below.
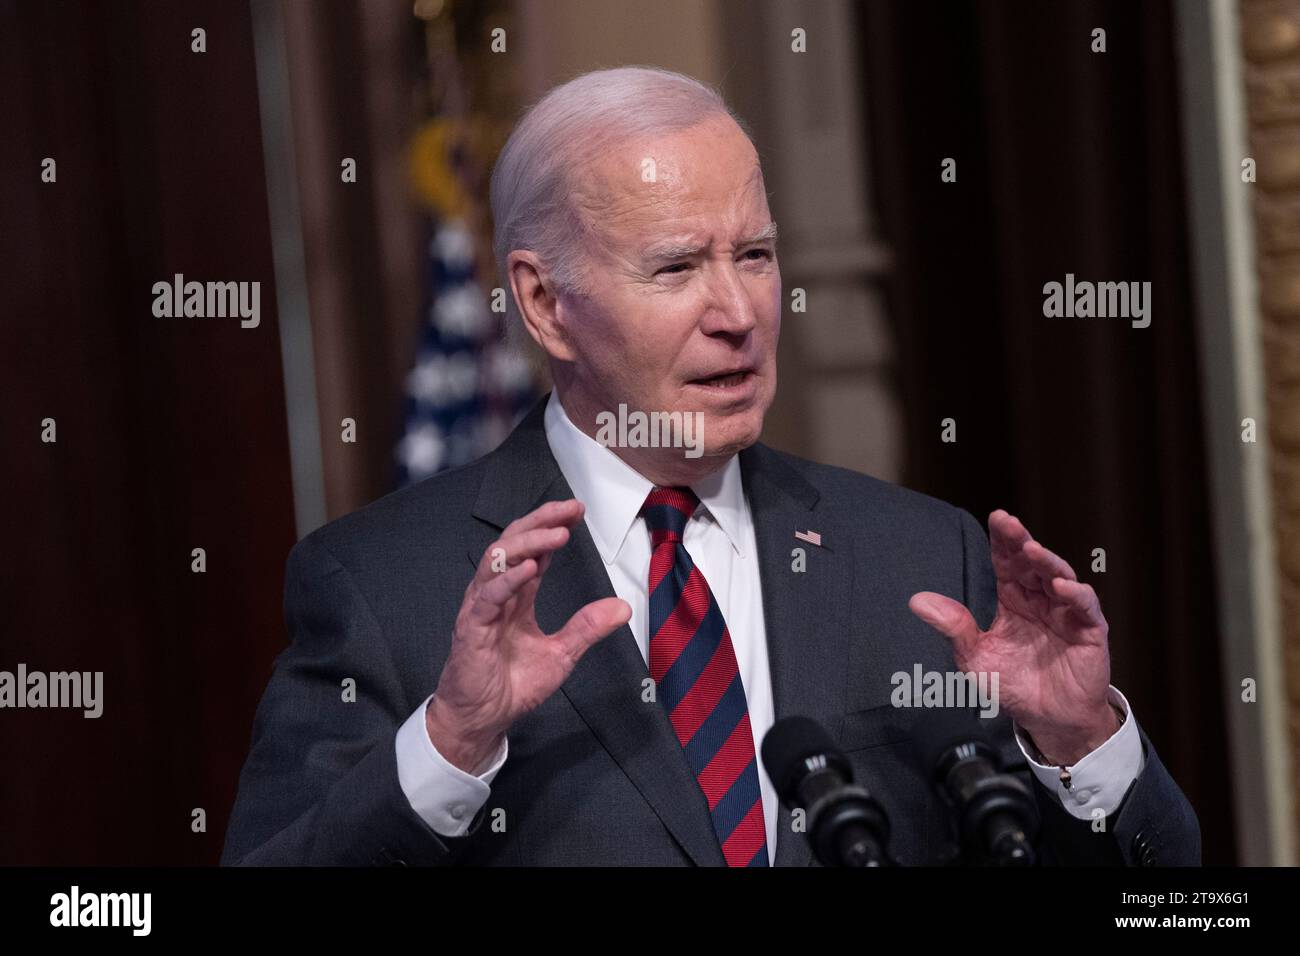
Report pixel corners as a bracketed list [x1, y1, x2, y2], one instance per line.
[427, 499, 632, 773]
[908, 509, 1119, 765]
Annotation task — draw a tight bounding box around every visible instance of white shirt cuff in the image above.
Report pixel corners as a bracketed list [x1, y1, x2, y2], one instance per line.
[394, 693, 508, 837]
[1013, 685, 1144, 821]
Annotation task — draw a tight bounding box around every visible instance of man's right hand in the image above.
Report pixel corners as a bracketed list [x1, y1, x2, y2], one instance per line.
[426, 498, 632, 774]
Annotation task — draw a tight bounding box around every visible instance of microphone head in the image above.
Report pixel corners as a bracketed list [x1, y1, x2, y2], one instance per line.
[911, 707, 992, 774]
[761, 715, 844, 801]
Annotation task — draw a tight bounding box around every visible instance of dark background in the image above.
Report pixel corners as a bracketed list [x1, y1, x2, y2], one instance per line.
[859, 0, 1232, 862]
[1, 2, 297, 865]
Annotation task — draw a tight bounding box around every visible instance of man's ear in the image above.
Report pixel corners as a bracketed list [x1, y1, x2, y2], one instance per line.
[507, 250, 578, 362]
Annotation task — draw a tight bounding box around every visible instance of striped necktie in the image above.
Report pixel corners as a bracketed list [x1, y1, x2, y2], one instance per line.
[641, 486, 768, 867]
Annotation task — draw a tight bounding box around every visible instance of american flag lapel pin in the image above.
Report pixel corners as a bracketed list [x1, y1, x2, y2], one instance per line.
[794, 529, 822, 547]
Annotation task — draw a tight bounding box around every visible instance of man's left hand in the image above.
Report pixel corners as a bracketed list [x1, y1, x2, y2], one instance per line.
[908, 509, 1119, 765]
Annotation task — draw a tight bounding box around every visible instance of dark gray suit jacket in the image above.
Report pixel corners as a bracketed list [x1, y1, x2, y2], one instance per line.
[222, 393, 1200, 866]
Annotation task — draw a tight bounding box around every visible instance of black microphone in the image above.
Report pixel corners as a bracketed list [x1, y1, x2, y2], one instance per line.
[912, 708, 1039, 866]
[761, 716, 893, 867]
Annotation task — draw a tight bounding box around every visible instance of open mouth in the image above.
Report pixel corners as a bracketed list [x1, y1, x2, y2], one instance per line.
[688, 369, 754, 388]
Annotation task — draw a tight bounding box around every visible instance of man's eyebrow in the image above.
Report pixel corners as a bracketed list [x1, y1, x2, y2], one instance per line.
[640, 222, 779, 262]
[742, 221, 779, 246]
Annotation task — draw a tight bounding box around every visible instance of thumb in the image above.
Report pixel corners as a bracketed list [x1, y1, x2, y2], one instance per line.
[553, 597, 633, 661]
[909, 591, 980, 648]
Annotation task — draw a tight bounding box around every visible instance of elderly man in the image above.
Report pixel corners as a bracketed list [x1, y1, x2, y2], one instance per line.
[222, 67, 1198, 866]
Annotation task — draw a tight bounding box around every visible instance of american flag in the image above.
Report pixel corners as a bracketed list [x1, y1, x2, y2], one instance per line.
[394, 214, 535, 485]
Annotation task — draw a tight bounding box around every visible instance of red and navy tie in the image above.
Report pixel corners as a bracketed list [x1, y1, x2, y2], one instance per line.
[641, 486, 768, 867]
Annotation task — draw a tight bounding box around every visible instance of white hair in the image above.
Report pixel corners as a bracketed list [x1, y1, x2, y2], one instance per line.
[489, 66, 752, 340]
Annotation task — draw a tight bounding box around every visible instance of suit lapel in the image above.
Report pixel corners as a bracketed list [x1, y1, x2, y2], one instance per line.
[468, 394, 724, 866]
[739, 443, 855, 867]
[466, 394, 854, 867]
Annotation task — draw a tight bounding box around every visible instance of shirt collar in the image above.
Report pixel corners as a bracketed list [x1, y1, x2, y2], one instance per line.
[542, 391, 747, 564]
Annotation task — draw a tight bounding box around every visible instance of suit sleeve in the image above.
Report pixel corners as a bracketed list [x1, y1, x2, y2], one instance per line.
[956, 506, 1202, 866]
[220, 532, 487, 865]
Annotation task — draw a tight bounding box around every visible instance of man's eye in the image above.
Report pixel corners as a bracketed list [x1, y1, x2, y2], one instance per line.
[657, 263, 689, 275]
[744, 248, 773, 261]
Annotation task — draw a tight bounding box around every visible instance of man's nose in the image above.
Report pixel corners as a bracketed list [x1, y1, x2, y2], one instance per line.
[699, 260, 758, 336]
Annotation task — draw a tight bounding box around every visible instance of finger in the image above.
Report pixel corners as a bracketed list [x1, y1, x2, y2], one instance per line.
[1023, 539, 1078, 588]
[1049, 577, 1105, 629]
[988, 510, 1045, 592]
[471, 558, 539, 620]
[1001, 577, 1053, 622]
[501, 498, 585, 540]
[509, 521, 585, 626]
[514, 540, 558, 612]
[908, 591, 980, 651]
[552, 597, 633, 661]
[987, 509, 1031, 560]
[475, 526, 570, 581]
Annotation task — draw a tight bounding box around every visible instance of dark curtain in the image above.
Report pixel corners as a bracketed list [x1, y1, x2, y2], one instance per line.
[859, 0, 1235, 862]
[0, 1, 297, 863]
[278, 0, 426, 518]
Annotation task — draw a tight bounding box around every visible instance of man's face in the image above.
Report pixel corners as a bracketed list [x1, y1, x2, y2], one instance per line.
[556, 114, 781, 463]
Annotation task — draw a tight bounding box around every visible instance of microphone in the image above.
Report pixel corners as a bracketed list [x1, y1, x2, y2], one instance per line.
[761, 716, 893, 867]
[912, 708, 1039, 866]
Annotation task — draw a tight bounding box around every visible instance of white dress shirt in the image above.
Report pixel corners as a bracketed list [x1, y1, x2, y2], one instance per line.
[395, 392, 1145, 858]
